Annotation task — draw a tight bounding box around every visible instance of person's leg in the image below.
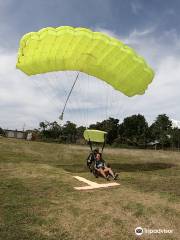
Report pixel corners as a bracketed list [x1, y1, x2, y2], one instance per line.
[105, 168, 119, 179]
[104, 167, 115, 178]
[97, 168, 108, 179]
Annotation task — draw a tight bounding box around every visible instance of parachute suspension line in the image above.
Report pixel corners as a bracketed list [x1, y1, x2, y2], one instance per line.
[105, 83, 109, 120]
[59, 71, 80, 120]
[86, 73, 90, 127]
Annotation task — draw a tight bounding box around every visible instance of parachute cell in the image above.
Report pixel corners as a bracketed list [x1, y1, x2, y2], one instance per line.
[16, 26, 154, 97]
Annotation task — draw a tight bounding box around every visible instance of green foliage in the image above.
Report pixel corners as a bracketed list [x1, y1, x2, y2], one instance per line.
[119, 114, 148, 147]
[37, 114, 180, 150]
[62, 121, 77, 143]
[89, 117, 119, 144]
[76, 126, 86, 143]
[150, 114, 172, 148]
[0, 127, 5, 135]
[39, 121, 62, 139]
[170, 128, 180, 149]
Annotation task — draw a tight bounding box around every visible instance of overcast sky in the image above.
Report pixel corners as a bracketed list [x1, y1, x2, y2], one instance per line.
[0, 0, 180, 130]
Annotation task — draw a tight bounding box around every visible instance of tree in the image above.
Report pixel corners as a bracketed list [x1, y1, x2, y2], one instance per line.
[39, 121, 48, 131]
[39, 121, 61, 139]
[0, 127, 4, 135]
[150, 114, 172, 149]
[62, 121, 77, 143]
[119, 114, 148, 146]
[170, 127, 180, 150]
[89, 117, 119, 144]
[76, 126, 86, 140]
[48, 121, 62, 139]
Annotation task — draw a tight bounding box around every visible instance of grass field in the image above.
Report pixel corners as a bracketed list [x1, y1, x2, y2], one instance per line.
[0, 137, 180, 240]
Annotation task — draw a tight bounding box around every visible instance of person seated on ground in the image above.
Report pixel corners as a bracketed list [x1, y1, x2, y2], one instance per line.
[94, 153, 118, 180]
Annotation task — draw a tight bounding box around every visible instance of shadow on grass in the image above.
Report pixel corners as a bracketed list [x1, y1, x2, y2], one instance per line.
[56, 162, 176, 173]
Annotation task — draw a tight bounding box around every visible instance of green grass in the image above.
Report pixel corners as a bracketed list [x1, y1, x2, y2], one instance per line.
[0, 137, 180, 240]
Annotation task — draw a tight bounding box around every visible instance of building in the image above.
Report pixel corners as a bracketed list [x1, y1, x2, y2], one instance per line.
[4, 130, 26, 139]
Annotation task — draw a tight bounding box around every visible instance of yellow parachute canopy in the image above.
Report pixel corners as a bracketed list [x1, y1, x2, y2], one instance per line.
[84, 129, 107, 143]
[16, 26, 154, 97]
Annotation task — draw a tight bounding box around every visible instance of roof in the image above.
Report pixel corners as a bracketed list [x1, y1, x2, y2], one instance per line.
[4, 129, 25, 133]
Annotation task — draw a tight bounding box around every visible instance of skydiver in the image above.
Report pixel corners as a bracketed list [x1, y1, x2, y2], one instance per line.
[95, 153, 118, 180]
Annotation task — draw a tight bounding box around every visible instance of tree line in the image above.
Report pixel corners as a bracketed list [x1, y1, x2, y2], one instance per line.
[36, 114, 180, 149]
[1, 114, 179, 149]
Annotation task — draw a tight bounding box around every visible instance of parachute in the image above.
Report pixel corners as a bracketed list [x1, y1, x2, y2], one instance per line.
[16, 26, 154, 97]
[84, 129, 107, 143]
